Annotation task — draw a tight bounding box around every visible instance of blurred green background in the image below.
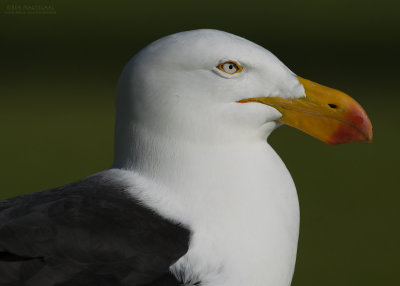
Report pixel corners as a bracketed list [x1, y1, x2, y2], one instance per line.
[1, 0, 398, 285]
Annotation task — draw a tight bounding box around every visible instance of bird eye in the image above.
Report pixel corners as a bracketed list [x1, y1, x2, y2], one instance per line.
[217, 61, 242, 74]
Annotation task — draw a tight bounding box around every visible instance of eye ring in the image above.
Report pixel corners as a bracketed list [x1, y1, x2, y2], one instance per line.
[217, 61, 243, 75]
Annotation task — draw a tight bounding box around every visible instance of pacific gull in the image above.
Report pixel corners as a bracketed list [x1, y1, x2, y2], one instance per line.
[0, 29, 372, 286]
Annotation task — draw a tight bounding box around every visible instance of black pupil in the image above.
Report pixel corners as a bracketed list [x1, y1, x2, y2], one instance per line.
[229, 64, 233, 69]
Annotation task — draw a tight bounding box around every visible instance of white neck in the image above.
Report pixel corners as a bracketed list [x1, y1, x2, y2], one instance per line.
[114, 124, 300, 286]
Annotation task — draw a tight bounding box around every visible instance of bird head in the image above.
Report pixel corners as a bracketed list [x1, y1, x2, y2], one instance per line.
[115, 29, 372, 147]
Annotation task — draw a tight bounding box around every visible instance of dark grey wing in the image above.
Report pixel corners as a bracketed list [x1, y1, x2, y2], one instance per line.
[0, 171, 190, 286]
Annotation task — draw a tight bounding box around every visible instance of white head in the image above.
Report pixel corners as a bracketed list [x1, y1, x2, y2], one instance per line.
[114, 29, 306, 167]
[113, 29, 371, 168]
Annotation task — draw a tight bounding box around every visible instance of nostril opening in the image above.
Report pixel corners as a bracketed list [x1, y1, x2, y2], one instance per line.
[328, 103, 338, 109]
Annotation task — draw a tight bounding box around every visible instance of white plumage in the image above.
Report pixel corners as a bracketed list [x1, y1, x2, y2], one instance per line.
[113, 29, 304, 286]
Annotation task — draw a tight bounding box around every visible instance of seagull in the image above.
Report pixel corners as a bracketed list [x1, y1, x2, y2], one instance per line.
[0, 29, 372, 286]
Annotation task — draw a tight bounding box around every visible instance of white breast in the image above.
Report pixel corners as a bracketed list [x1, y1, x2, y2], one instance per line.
[123, 133, 299, 286]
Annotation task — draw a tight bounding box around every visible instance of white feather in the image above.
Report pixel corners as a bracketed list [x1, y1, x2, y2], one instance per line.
[112, 29, 304, 286]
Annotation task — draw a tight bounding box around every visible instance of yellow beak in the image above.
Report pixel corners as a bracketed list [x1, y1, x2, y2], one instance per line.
[238, 76, 373, 145]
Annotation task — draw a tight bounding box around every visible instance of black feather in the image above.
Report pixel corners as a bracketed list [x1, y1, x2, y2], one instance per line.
[0, 170, 190, 286]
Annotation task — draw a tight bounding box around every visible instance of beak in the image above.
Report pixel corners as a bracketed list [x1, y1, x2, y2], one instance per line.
[238, 76, 373, 145]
